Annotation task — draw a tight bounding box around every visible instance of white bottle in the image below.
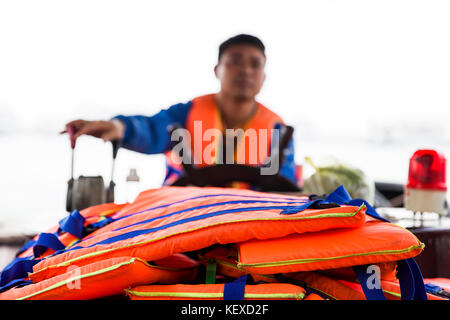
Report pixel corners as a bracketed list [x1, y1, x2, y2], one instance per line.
[126, 168, 140, 203]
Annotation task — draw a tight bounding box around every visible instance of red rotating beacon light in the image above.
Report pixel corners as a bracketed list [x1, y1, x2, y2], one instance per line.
[404, 149, 447, 216]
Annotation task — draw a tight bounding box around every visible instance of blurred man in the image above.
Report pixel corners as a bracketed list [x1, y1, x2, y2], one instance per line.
[62, 34, 298, 187]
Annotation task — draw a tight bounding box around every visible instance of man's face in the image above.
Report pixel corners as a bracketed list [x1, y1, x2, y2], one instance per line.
[215, 44, 266, 100]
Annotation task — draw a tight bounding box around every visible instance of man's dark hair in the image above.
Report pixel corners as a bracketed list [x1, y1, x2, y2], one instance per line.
[218, 34, 265, 61]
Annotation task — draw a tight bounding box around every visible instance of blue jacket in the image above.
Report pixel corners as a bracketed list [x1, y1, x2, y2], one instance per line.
[113, 100, 298, 184]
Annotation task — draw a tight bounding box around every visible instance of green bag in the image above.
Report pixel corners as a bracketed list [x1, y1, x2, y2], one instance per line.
[303, 157, 375, 205]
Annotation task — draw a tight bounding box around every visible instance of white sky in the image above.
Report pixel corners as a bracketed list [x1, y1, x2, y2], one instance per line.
[0, 0, 450, 139]
[1, 1, 450, 223]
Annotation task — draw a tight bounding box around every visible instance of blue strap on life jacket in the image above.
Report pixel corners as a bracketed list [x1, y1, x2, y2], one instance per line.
[281, 185, 390, 222]
[397, 259, 415, 300]
[404, 258, 428, 300]
[424, 283, 440, 295]
[280, 185, 349, 215]
[352, 264, 386, 300]
[58, 210, 85, 239]
[223, 275, 248, 300]
[423, 283, 449, 298]
[346, 199, 390, 222]
[14, 239, 37, 258]
[0, 278, 33, 294]
[33, 233, 65, 257]
[325, 185, 390, 222]
[13, 210, 85, 262]
[395, 258, 427, 300]
[0, 233, 66, 291]
[0, 257, 40, 293]
[11, 210, 85, 262]
[353, 258, 428, 300]
[279, 199, 327, 214]
[89, 216, 114, 230]
[324, 184, 352, 204]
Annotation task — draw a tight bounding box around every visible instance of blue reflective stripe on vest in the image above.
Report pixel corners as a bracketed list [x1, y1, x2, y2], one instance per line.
[70, 205, 299, 251]
[33, 233, 66, 257]
[114, 199, 307, 232]
[347, 199, 389, 222]
[80, 195, 306, 242]
[223, 275, 248, 300]
[59, 210, 86, 239]
[112, 193, 307, 221]
[353, 264, 386, 300]
[326, 185, 389, 222]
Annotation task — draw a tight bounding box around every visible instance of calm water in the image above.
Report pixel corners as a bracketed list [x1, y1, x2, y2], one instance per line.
[0, 133, 166, 235]
[1, 133, 449, 235]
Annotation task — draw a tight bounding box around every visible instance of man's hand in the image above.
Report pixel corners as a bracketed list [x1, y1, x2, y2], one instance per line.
[60, 119, 125, 144]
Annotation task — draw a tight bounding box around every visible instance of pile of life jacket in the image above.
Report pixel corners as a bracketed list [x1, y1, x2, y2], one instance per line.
[0, 185, 449, 300]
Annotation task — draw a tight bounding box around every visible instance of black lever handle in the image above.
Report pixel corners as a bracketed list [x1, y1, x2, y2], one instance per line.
[106, 140, 121, 203]
[111, 140, 121, 159]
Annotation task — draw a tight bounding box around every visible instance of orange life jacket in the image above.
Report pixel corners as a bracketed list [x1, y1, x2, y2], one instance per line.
[0, 255, 199, 300]
[290, 272, 447, 301]
[125, 283, 306, 300]
[164, 94, 284, 185]
[235, 217, 424, 274]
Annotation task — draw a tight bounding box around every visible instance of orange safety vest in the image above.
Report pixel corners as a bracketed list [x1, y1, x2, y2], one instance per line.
[164, 94, 284, 185]
[291, 272, 447, 301]
[125, 283, 307, 300]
